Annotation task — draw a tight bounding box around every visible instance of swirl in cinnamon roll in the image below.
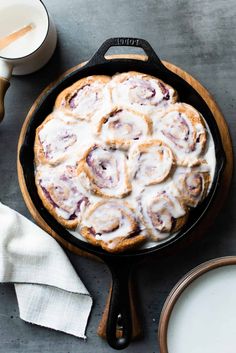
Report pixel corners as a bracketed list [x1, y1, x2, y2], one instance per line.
[35, 163, 89, 229]
[97, 108, 152, 149]
[78, 145, 132, 198]
[55, 75, 111, 121]
[110, 71, 178, 113]
[154, 103, 207, 166]
[139, 186, 188, 240]
[34, 114, 78, 166]
[173, 165, 211, 207]
[80, 201, 145, 252]
[129, 140, 174, 185]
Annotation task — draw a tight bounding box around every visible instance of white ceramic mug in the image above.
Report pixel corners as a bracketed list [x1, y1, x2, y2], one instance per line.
[0, 0, 57, 121]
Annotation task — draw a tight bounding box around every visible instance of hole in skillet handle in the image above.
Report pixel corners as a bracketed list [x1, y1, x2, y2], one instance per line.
[86, 37, 167, 70]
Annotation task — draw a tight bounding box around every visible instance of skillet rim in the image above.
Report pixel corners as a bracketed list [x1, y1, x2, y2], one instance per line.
[19, 44, 226, 260]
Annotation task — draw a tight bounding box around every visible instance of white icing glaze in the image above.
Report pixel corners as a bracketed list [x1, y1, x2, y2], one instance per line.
[38, 118, 77, 164]
[203, 124, 216, 181]
[138, 182, 186, 240]
[37, 162, 89, 221]
[35, 73, 217, 250]
[173, 165, 210, 207]
[78, 145, 131, 198]
[152, 106, 207, 166]
[128, 140, 174, 185]
[64, 79, 112, 121]
[83, 201, 137, 245]
[97, 109, 152, 147]
[110, 74, 175, 114]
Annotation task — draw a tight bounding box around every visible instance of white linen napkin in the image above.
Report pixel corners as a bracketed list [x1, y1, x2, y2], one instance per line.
[0, 201, 93, 338]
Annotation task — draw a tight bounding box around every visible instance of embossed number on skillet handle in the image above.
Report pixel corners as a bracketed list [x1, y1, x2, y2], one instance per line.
[87, 37, 165, 68]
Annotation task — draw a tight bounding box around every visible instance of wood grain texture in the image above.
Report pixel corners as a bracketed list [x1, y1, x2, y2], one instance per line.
[17, 54, 233, 341]
[97, 281, 142, 340]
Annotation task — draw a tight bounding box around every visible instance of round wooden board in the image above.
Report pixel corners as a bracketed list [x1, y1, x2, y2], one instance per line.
[17, 54, 233, 257]
[17, 54, 233, 341]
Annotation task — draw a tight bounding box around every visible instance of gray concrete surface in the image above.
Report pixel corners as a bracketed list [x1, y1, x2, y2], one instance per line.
[0, 0, 236, 352]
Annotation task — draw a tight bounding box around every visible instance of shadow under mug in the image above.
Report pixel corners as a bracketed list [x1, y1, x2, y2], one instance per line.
[0, 0, 57, 122]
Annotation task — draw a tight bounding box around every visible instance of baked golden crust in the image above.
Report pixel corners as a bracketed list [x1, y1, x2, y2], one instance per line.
[35, 164, 90, 229]
[80, 201, 146, 253]
[81, 228, 146, 253]
[35, 172, 78, 229]
[35, 114, 53, 166]
[174, 165, 211, 207]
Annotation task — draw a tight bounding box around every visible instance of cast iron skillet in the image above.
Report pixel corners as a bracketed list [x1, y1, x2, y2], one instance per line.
[20, 37, 225, 350]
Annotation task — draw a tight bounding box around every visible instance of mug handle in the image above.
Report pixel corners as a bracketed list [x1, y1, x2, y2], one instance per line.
[0, 60, 13, 122]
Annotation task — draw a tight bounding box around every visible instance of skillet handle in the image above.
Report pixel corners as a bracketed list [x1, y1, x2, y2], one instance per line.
[87, 37, 166, 68]
[97, 278, 142, 341]
[105, 259, 133, 350]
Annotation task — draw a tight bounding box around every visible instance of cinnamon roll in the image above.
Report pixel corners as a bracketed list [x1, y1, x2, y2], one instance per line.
[154, 103, 207, 166]
[34, 71, 215, 252]
[34, 114, 78, 166]
[139, 186, 188, 240]
[55, 75, 111, 121]
[35, 163, 89, 229]
[80, 201, 145, 252]
[77, 145, 131, 198]
[129, 140, 174, 185]
[173, 165, 211, 207]
[97, 108, 152, 149]
[110, 71, 178, 113]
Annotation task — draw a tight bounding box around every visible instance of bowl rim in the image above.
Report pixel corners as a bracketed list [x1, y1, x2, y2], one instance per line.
[158, 255, 236, 353]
